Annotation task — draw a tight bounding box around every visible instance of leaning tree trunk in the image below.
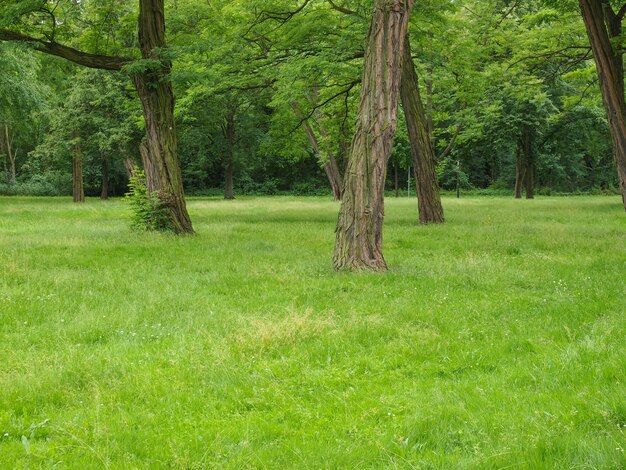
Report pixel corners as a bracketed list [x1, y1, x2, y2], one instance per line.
[333, 0, 414, 271]
[580, 0, 626, 210]
[72, 141, 85, 203]
[100, 150, 109, 200]
[400, 36, 444, 224]
[133, 0, 194, 232]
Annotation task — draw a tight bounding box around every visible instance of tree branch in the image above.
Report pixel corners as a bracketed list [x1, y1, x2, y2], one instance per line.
[327, 0, 359, 16]
[437, 124, 463, 160]
[0, 30, 131, 70]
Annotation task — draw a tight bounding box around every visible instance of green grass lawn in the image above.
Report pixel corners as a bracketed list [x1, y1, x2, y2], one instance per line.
[0, 195, 625, 468]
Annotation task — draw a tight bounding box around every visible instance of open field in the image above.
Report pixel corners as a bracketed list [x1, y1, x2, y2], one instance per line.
[0, 196, 625, 468]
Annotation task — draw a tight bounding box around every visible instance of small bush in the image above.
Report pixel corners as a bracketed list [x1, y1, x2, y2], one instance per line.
[0, 173, 71, 196]
[124, 169, 174, 232]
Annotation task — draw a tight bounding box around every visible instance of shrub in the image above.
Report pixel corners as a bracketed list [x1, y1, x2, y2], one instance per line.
[124, 169, 174, 232]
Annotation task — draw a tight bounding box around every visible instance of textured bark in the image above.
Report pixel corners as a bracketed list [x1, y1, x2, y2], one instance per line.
[580, 0, 626, 210]
[100, 150, 109, 200]
[133, 0, 193, 233]
[72, 142, 85, 203]
[223, 111, 235, 200]
[333, 0, 414, 271]
[400, 37, 444, 224]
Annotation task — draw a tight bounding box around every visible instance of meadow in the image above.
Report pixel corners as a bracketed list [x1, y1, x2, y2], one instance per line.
[0, 195, 625, 469]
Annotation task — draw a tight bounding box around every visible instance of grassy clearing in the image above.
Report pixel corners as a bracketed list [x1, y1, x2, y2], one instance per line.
[0, 195, 625, 468]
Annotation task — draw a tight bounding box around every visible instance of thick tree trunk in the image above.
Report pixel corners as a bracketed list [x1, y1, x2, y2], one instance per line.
[133, 0, 193, 233]
[223, 111, 235, 200]
[400, 37, 444, 224]
[333, 0, 414, 271]
[72, 141, 85, 203]
[100, 150, 109, 200]
[580, 0, 626, 210]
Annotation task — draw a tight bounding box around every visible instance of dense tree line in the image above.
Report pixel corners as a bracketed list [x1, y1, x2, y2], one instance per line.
[0, 0, 624, 268]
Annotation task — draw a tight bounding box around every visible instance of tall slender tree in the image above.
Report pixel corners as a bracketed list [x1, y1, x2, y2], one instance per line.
[401, 36, 445, 224]
[333, 0, 414, 271]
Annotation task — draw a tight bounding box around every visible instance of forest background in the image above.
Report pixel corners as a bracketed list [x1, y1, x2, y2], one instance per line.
[0, 0, 620, 200]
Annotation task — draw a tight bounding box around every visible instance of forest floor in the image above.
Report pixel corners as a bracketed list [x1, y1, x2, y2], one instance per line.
[0, 195, 625, 468]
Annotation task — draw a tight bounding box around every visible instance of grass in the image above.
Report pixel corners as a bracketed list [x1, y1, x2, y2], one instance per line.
[0, 195, 625, 469]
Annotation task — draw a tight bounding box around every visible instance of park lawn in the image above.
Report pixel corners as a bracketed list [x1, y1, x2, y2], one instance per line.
[0, 195, 625, 469]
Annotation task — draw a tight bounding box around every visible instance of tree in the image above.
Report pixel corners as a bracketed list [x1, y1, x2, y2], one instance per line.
[0, 0, 194, 231]
[333, 0, 414, 271]
[578, 0, 626, 209]
[401, 36, 445, 223]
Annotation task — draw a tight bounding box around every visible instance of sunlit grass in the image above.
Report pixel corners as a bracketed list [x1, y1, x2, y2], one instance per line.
[1, 195, 625, 468]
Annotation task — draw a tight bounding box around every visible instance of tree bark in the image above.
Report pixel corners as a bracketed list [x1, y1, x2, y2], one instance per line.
[100, 150, 109, 200]
[223, 111, 235, 200]
[333, 0, 414, 271]
[73, 141, 85, 203]
[133, 0, 193, 232]
[579, 0, 626, 210]
[400, 37, 444, 224]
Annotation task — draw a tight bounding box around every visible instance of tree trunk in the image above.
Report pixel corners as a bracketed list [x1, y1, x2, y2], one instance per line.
[123, 158, 137, 179]
[4, 124, 15, 184]
[100, 150, 109, 200]
[293, 102, 343, 200]
[133, 0, 194, 232]
[514, 145, 525, 199]
[579, 0, 626, 210]
[521, 125, 534, 199]
[73, 141, 85, 203]
[223, 111, 235, 200]
[400, 37, 444, 224]
[333, 0, 414, 271]
[525, 159, 535, 199]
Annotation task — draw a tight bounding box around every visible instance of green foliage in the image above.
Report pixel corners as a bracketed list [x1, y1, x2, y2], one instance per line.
[124, 169, 174, 232]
